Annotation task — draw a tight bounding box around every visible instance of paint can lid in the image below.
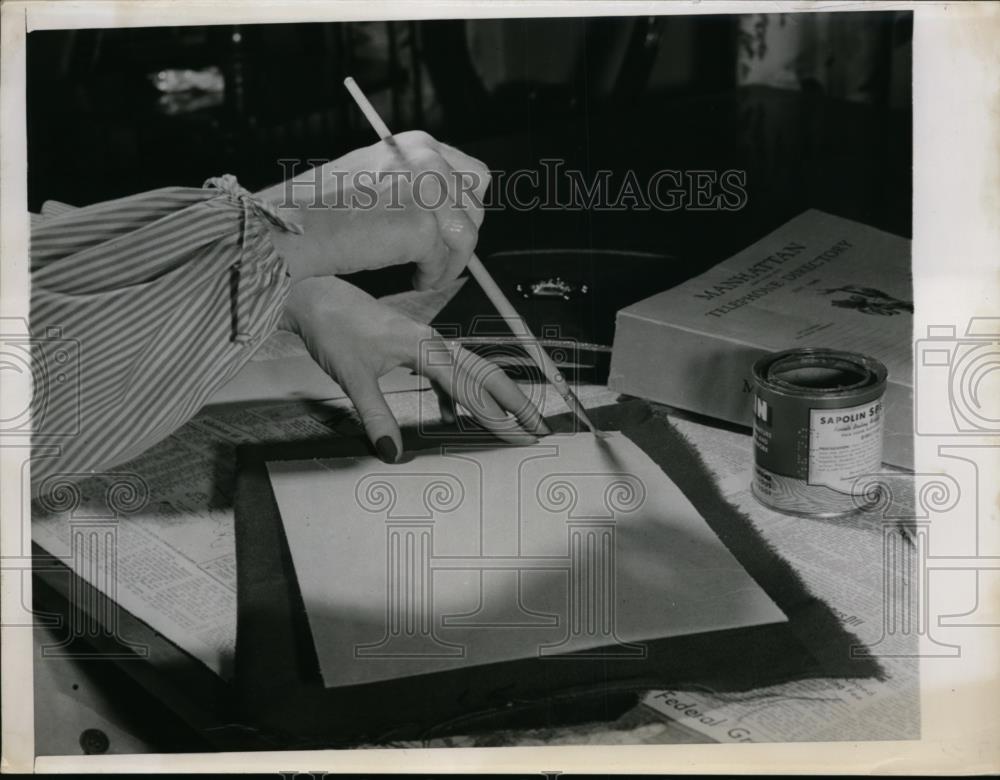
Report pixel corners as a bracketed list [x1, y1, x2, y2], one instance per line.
[753, 348, 888, 400]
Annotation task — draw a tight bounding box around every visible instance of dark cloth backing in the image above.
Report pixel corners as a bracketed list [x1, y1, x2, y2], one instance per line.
[233, 399, 881, 748]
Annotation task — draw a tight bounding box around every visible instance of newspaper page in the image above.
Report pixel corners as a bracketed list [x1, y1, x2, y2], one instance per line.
[641, 411, 919, 742]
[30, 394, 362, 679]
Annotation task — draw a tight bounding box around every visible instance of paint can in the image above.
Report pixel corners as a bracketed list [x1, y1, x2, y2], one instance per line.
[751, 348, 888, 517]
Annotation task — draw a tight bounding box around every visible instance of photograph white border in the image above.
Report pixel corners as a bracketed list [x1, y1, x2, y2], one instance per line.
[2, 0, 998, 774]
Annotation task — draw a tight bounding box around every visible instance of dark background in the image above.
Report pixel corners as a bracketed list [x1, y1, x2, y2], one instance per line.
[27, 13, 912, 291]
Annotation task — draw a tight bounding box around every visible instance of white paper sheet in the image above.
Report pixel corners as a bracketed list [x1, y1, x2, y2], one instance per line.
[267, 432, 787, 688]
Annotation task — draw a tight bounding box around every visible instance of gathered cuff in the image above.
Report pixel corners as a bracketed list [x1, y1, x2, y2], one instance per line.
[203, 174, 303, 239]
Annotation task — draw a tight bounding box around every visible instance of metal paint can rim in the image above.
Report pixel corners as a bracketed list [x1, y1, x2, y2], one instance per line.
[752, 348, 888, 402]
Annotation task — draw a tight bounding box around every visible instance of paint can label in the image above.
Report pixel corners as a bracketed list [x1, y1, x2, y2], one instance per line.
[808, 399, 884, 490]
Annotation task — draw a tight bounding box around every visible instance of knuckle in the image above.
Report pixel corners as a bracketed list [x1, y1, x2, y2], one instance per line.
[398, 129, 420, 142]
[360, 407, 390, 425]
[413, 210, 441, 245]
[419, 336, 455, 366]
[357, 402, 393, 428]
[449, 221, 478, 251]
[410, 146, 438, 167]
[411, 129, 433, 144]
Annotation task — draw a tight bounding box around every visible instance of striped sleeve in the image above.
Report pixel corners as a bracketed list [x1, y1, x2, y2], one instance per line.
[30, 175, 302, 494]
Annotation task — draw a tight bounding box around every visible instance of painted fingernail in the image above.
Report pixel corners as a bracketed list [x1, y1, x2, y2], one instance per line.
[376, 436, 398, 464]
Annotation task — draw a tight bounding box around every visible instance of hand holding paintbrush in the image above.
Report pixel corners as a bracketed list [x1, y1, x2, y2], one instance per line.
[343, 76, 605, 439]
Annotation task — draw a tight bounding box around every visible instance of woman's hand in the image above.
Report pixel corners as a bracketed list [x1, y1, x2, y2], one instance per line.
[259, 131, 490, 290]
[281, 276, 549, 462]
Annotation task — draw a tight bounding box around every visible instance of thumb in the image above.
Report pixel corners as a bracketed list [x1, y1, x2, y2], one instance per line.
[339, 368, 403, 463]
